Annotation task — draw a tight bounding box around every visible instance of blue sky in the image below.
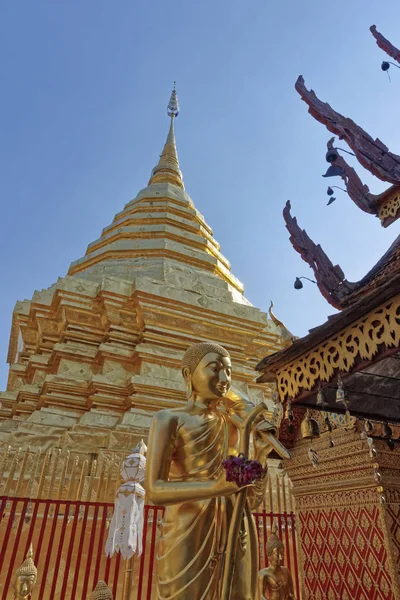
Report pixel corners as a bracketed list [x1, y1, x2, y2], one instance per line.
[1, 0, 400, 387]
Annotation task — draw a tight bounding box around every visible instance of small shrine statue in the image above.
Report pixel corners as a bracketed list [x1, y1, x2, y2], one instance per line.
[258, 527, 296, 600]
[13, 544, 37, 600]
[146, 341, 290, 600]
[88, 581, 114, 600]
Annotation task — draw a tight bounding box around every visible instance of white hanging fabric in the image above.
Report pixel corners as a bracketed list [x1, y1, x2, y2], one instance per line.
[105, 441, 147, 559]
[105, 482, 145, 559]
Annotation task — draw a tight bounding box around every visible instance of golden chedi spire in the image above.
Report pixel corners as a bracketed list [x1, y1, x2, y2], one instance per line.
[148, 83, 184, 189]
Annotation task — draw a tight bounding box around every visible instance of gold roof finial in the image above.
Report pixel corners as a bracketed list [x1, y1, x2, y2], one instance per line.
[167, 82, 180, 118]
[149, 83, 184, 189]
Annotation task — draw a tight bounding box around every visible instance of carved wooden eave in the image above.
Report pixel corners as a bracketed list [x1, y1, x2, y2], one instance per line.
[255, 267, 400, 422]
[295, 76, 400, 187]
[283, 200, 355, 309]
[370, 25, 400, 64]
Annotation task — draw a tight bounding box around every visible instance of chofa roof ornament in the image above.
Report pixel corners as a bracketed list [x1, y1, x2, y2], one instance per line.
[370, 24, 400, 77]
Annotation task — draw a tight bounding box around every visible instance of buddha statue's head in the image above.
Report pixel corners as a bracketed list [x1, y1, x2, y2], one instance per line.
[88, 580, 114, 600]
[182, 342, 231, 402]
[266, 530, 285, 568]
[13, 545, 37, 600]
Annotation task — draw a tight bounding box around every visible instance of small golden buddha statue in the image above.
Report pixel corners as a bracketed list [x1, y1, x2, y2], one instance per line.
[146, 341, 290, 600]
[258, 528, 295, 600]
[13, 544, 37, 600]
[88, 581, 114, 600]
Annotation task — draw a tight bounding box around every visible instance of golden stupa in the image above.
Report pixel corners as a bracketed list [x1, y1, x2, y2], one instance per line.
[0, 87, 288, 500]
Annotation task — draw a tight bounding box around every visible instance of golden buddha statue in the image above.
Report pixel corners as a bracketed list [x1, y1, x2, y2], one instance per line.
[146, 341, 290, 600]
[258, 527, 295, 600]
[88, 581, 114, 600]
[13, 544, 37, 600]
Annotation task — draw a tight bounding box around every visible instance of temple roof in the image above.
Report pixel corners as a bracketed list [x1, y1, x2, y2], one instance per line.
[257, 259, 400, 378]
[283, 31, 400, 308]
[255, 260, 400, 422]
[67, 87, 249, 304]
[254, 28, 400, 425]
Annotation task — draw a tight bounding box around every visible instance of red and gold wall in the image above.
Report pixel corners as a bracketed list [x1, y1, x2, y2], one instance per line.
[286, 429, 400, 600]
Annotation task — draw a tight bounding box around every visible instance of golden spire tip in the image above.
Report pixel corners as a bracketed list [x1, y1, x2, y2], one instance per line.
[167, 83, 179, 118]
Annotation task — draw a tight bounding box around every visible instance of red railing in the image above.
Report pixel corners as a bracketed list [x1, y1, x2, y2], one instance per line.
[0, 496, 300, 599]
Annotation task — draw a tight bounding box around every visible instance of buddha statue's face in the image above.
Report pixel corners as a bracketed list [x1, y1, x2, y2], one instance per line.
[269, 546, 284, 568]
[14, 575, 35, 599]
[188, 352, 232, 401]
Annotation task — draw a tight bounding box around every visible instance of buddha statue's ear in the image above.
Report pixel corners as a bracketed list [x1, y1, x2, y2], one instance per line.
[182, 367, 191, 383]
[182, 367, 193, 399]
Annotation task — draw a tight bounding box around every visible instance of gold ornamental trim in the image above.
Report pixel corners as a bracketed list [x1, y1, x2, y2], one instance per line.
[378, 192, 400, 223]
[276, 294, 400, 400]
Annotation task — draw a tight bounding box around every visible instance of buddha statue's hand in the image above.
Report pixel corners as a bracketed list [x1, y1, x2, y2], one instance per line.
[253, 419, 290, 465]
[214, 469, 254, 496]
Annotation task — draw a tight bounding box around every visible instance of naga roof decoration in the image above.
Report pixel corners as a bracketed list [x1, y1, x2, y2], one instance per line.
[268, 301, 297, 348]
[370, 25, 400, 64]
[295, 76, 400, 226]
[283, 201, 355, 309]
[325, 138, 400, 227]
[295, 76, 400, 186]
[284, 199, 400, 310]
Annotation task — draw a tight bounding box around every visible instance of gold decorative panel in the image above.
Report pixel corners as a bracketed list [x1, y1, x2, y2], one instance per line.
[379, 193, 400, 223]
[276, 295, 400, 399]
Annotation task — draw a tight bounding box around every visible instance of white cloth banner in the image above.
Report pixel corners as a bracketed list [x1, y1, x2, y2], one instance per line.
[105, 481, 146, 559]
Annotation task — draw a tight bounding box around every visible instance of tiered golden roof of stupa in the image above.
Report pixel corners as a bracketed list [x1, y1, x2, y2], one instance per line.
[67, 105, 244, 298]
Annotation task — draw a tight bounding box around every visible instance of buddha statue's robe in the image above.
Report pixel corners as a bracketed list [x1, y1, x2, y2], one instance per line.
[156, 407, 258, 600]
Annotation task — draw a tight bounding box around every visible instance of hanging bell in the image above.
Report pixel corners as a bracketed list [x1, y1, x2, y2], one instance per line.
[316, 387, 325, 407]
[325, 147, 339, 163]
[335, 375, 346, 404]
[382, 423, 392, 439]
[381, 61, 390, 72]
[323, 164, 345, 178]
[284, 400, 294, 421]
[324, 414, 332, 432]
[367, 438, 377, 459]
[294, 277, 303, 290]
[300, 410, 320, 439]
[364, 420, 374, 434]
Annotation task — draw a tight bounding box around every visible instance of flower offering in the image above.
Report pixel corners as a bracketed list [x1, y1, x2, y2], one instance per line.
[222, 453, 264, 488]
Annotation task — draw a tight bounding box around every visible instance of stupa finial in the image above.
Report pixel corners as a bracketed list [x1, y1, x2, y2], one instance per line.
[149, 83, 184, 189]
[167, 82, 180, 118]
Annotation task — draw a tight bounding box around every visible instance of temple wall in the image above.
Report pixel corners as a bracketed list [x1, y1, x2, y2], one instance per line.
[286, 428, 400, 600]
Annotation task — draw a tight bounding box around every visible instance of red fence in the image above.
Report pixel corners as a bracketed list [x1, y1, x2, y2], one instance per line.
[0, 496, 300, 599]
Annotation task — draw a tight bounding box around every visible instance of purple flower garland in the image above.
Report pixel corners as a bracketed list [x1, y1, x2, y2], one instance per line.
[222, 453, 263, 488]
